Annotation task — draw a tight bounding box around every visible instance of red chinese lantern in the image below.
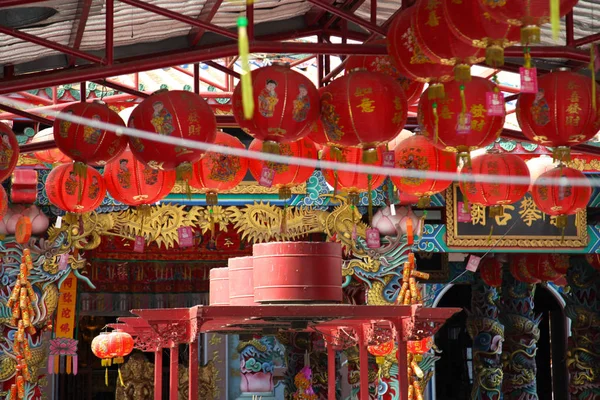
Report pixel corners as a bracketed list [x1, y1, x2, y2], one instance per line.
[367, 340, 394, 358]
[0, 122, 19, 183]
[526, 155, 557, 192]
[392, 134, 457, 207]
[346, 39, 425, 105]
[387, 7, 455, 91]
[91, 332, 112, 367]
[480, 257, 502, 287]
[418, 77, 504, 161]
[106, 330, 134, 364]
[320, 70, 407, 162]
[232, 63, 319, 153]
[524, 254, 564, 282]
[53, 102, 127, 167]
[549, 254, 570, 275]
[103, 148, 175, 207]
[459, 152, 530, 217]
[247, 138, 317, 199]
[189, 131, 248, 205]
[478, 0, 579, 44]
[0, 185, 7, 220]
[443, 0, 520, 67]
[516, 70, 600, 162]
[32, 128, 71, 165]
[128, 90, 217, 172]
[585, 254, 600, 272]
[407, 337, 433, 354]
[530, 166, 591, 228]
[45, 163, 106, 213]
[511, 255, 540, 284]
[321, 146, 386, 204]
[412, 0, 484, 83]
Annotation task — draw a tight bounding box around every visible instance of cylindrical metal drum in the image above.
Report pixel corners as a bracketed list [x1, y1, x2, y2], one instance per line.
[228, 256, 257, 305]
[209, 267, 230, 306]
[253, 242, 342, 303]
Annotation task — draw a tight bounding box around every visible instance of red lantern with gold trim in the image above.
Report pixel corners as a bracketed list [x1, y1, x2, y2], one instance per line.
[524, 254, 564, 282]
[407, 337, 433, 354]
[32, 128, 71, 165]
[320, 70, 407, 162]
[128, 90, 217, 172]
[418, 77, 504, 160]
[346, 39, 425, 105]
[516, 70, 600, 162]
[392, 134, 456, 207]
[478, 0, 579, 44]
[91, 332, 112, 367]
[387, 7, 455, 89]
[459, 152, 530, 217]
[443, 0, 520, 67]
[45, 163, 106, 213]
[0, 122, 19, 183]
[0, 185, 7, 220]
[511, 254, 540, 284]
[54, 102, 127, 166]
[480, 257, 503, 287]
[530, 166, 591, 228]
[412, 0, 484, 83]
[106, 330, 134, 365]
[232, 63, 319, 153]
[189, 131, 248, 205]
[321, 146, 386, 204]
[549, 254, 570, 275]
[103, 149, 175, 207]
[248, 138, 317, 199]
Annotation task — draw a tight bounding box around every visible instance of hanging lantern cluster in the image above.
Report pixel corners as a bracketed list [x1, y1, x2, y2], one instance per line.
[511, 254, 570, 283]
[91, 329, 134, 386]
[45, 163, 106, 214]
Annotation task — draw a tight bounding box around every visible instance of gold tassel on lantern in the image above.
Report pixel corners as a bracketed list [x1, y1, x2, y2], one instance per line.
[367, 174, 373, 225]
[417, 196, 431, 208]
[427, 83, 445, 100]
[330, 146, 343, 162]
[262, 140, 280, 155]
[454, 63, 471, 83]
[176, 162, 193, 200]
[362, 147, 379, 164]
[209, 207, 216, 240]
[278, 187, 292, 200]
[432, 103, 439, 145]
[206, 191, 218, 206]
[486, 43, 505, 67]
[591, 45, 597, 111]
[550, 0, 560, 41]
[488, 205, 503, 218]
[521, 25, 541, 44]
[552, 146, 571, 163]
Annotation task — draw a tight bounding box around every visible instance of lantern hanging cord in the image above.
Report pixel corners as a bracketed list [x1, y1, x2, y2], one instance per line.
[0, 96, 597, 190]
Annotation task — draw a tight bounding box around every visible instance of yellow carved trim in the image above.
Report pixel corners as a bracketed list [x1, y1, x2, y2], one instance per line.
[170, 180, 306, 195]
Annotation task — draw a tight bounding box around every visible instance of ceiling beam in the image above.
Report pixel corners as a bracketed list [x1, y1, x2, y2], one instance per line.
[306, 0, 385, 35]
[67, 0, 94, 66]
[323, 0, 370, 31]
[93, 79, 150, 98]
[0, 99, 53, 125]
[188, 0, 225, 47]
[305, 0, 338, 26]
[203, 61, 241, 79]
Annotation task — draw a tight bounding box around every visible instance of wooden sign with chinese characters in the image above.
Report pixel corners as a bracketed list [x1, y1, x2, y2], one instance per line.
[55, 272, 78, 338]
[446, 184, 587, 248]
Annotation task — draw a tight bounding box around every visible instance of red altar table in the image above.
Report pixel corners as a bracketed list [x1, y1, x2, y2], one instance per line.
[110, 304, 461, 400]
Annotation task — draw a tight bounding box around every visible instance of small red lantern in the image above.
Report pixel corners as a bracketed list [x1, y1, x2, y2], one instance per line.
[387, 7, 455, 87]
[54, 102, 127, 166]
[32, 128, 71, 165]
[320, 70, 407, 162]
[480, 257, 503, 287]
[321, 146, 386, 204]
[189, 131, 248, 205]
[524, 254, 563, 282]
[412, 0, 484, 83]
[45, 163, 106, 213]
[478, 0, 579, 44]
[128, 90, 217, 171]
[530, 167, 591, 229]
[346, 39, 425, 105]
[106, 330, 134, 364]
[392, 134, 456, 207]
[418, 77, 504, 160]
[103, 149, 175, 207]
[0, 122, 19, 183]
[459, 152, 530, 217]
[247, 138, 317, 199]
[407, 337, 433, 354]
[232, 63, 319, 153]
[511, 255, 540, 284]
[516, 70, 600, 162]
[443, 0, 520, 67]
[91, 332, 111, 367]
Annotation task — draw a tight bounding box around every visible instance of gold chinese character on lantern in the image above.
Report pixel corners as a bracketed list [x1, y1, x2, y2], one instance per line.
[356, 97, 375, 113]
[394, 96, 404, 111]
[570, 92, 580, 103]
[425, 0, 441, 27]
[566, 115, 581, 127]
[189, 124, 201, 136]
[392, 112, 404, 124]
[354, 87, 373, 97]
[470, 104, 486, 118]
[567, 81, 580, 90]
[567, 103, 582, 115]
[440, 105, 454, 119]
[470, 119, 485, 132]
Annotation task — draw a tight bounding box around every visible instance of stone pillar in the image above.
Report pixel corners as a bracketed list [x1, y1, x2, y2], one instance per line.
[500, 260, 540, 399]
[564, 256, 600, 399]
[467, 274, 504, 400]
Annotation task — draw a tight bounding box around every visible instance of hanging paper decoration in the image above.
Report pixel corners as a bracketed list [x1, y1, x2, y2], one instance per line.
[418, 77, 504, 163]
[292, 366, 318, 400]
[232, 63, 319, 153]
[45, 163, 106, 213]
[345, 39, 425, 104]
[459, 152, 530, 217]
[443, 0, 520, 67]
[0, 122, 20, 182]
[479, 257, 503, 287]
[516, 69, 600, 162]
[391, 134, 456, 207]
[128, 90, 217, 174]
[412, 0, 484, 82]
[530, 166, 591, 229]
[189, 131, 248, 205]
[478, 0, 579, 44]
[387, 7, 454, 92]
[103, 148, 176, 206]
[49, 272, 78, 375]
[32, 127, 71, 165]
[53, 102, 127, 170]
[320, 70, 407, 162]
[247, 138, 317, 199]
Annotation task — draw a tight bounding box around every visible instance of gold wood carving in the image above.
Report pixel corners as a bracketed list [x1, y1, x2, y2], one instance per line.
[170, 180, 306, 195]
[446, 184, 588, 248]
